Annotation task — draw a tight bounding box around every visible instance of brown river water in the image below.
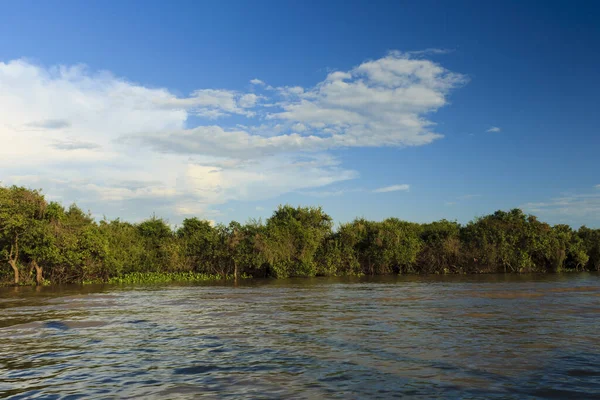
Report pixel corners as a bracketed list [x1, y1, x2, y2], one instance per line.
[1, 274, 599, 399]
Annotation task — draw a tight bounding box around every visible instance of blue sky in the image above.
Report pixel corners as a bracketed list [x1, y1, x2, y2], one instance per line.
[1, 0, 599, 227]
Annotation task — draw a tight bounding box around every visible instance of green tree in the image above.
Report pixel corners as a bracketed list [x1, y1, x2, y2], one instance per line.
[99, 219, 145, 276]
[418, 220, 462, 273]
[263, 205, 333, 277]
[578, 227, 600, 271]
[177, 217, 218, 273]
[3, 183, 600, 286]
[137, 216, 176, 273]
[0, 186, 47, 284]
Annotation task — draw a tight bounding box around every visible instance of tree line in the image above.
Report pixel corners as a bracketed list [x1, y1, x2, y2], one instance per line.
[1, 185, 599, 286]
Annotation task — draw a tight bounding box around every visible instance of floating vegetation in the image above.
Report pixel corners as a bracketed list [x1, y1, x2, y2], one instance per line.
[84, 272, 249, 285]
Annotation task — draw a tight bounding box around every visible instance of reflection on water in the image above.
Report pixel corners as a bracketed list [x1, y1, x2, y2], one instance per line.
[1, 274, 599, 399]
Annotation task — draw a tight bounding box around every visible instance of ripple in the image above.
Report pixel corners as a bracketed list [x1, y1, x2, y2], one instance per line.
[0, 274, 599, 398]
[173, 365, 221, 375]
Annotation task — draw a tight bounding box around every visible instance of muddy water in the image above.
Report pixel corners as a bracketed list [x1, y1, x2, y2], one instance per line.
[1, 274, 599, 399]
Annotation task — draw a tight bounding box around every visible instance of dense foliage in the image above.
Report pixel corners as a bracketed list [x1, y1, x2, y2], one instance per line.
[1, 186, 599, 285]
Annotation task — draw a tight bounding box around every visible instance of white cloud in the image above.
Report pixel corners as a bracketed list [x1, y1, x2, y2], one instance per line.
[292, 123, 307, 132]
[183, 155, 357, 205]
[486, 126, 501, 133]
[373, 184, 410, 193]
[142, 51, 466, 156]
[0, 52, 465, 222]
[238, 93, 261, 108]
[154, 88, 258, 118]
[326, 71, 352, 81]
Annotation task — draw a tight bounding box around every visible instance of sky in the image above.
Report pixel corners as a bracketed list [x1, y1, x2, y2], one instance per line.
[1, 0, 599, 228]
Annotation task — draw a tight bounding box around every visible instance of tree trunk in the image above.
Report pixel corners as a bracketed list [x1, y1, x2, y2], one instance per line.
[234, 261, 238, 284]
[32, 261, 43, 286]
[9, 260, 19, 285]
[9, 236, 20, 285]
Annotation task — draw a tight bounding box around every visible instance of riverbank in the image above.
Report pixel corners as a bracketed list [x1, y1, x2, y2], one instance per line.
[2, 186, 599, 286]
[2, 269, 595, 288]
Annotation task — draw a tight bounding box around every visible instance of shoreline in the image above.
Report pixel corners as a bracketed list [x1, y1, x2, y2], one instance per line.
[2, 269, 596, 288]
[2, 186, 599, 287]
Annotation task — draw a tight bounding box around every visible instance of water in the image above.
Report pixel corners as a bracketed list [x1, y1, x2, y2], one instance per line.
[1, 274, 599, 399]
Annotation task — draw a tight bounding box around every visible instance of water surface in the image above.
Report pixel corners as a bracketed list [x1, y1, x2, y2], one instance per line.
[1, 274, 600, 399]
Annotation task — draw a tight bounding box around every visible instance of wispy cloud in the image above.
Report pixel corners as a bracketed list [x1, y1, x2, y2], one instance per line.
[444, 194, 481, 206]
[249, 78, 265, 85]
[406, 48, 454, 57]
[373, 184, 410, 193]
[486, 126, 501, 133]
[457, 194, 481, 200]
[27, 119, 71, 130]
[52, 139, 101, 151]
[521, 192, 600, 220]
[300, 188, 364, 197]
